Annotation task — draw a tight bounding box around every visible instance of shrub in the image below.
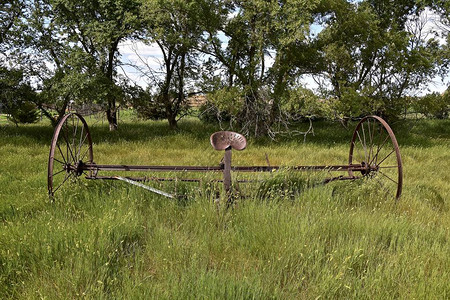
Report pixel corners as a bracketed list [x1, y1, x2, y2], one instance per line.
[331, 87, 409, 121]
[281, 87, 332, 120]
[129, 90, 166, 120]
[7, 101, 39, 124]
[412, 92, 449, 119]
[198, 87, 243, 124]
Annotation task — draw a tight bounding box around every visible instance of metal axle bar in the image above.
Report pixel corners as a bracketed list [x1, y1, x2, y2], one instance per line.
[85, 175, 256, 183]
[82, 163, 367, 173]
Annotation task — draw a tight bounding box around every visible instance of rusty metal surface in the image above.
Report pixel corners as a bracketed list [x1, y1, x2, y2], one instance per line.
[81, 163, 367, 173]
[86, 175, 202, 182]
[223, 147, 232, 203]
[85, 175, 256, 183]
[47, 114, 403, 200]
[48, 113, 93, 196]
[349, 116, 403, 199]
[82, 164, 223, 172]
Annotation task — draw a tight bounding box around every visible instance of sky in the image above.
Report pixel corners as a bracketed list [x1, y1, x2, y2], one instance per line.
[118, 9, 449, 96]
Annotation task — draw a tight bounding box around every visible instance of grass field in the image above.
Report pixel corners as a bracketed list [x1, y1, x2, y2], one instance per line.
[0, 113, 449, 299]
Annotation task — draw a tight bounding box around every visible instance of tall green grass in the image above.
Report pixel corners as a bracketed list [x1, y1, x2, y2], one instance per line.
[0, 115, 449, 299]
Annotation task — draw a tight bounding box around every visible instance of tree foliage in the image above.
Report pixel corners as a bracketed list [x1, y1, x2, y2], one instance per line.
[0, 67, 39, 125]
[201, 0, 319, 136]
[0, 0, 448, 132]
[134, 0, 221, 128]
[315, 0, 443, 120]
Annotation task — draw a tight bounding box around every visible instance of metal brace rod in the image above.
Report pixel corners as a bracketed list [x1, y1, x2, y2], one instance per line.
[115, 176, 174, 199]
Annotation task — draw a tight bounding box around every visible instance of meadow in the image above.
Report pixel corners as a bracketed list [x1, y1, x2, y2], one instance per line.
[0, 113, 449, 299]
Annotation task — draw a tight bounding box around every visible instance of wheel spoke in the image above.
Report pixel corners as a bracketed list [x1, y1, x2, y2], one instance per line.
[80, 144, 92, 162]
[72, 116, 78, 159]
[368, 119, 376, 163]
[56, 143, 67, 165]
[378, 165, 398, 169]
[77, 123, 85, 160]
[362, 122, 368, 162]
[62, 123, 77, 164]
[53, 172, 74, 194]
[78, 133, 90, 161]
[377, 149, 395, 166]
[356, 129, 367, 163]
[53, 157, 65, 165]
[370, 134, 390, 166]
[52, 168, 66, 177]
[378, 170, 398, 185]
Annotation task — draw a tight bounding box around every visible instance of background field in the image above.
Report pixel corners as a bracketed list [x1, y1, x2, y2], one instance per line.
[0, 114, 449, 299]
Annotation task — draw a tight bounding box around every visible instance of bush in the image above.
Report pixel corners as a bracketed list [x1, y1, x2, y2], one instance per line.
[7, 101, 39, 124]
[412, 92, 449, 119]
[281, 87, 332, 120]
[332, 86, 408, 121]
[129, 90, 166, 120]
[198, 87, 243, 124]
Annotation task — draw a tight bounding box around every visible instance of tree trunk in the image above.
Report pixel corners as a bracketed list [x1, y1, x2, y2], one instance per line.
[167, 113, 177, 129]
[106, 100, 118, 131]
[106, 41, 119, 131]
[162, 93, 178, 130]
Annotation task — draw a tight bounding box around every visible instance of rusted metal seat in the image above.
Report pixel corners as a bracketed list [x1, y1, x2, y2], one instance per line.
[210, 131, 247, 151]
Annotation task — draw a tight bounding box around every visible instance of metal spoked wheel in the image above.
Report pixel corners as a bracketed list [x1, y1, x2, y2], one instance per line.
[349, 116, 403, 199]
[48, 113, 94, 197]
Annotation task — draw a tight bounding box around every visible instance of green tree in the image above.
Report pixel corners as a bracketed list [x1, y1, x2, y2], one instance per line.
[316, 0, 443, 119]
[47, 0, 141, 130]
[201, 0, 318, 136]
[20, 0, 91, 125]
[0, 67, 38, 125]
[0, 0, 25, 53]
[135, 0, 222, 129]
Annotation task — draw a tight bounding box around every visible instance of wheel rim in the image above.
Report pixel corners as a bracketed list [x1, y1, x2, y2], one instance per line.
[48, 113, 93, 197]
[349, 116, 403, 199]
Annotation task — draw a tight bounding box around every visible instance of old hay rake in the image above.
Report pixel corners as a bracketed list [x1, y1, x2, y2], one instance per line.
[48, 113, 403, 200]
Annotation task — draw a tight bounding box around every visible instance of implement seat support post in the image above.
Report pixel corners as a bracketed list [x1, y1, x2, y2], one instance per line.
[210, 131, 247, 207]
[223, 146, 232, 205]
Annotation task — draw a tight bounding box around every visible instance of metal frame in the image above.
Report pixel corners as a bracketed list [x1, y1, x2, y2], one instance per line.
[48, 114, 403, 200]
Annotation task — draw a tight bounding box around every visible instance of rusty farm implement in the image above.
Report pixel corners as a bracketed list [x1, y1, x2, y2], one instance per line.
[48, 113, 403, 201]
